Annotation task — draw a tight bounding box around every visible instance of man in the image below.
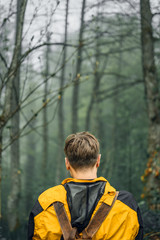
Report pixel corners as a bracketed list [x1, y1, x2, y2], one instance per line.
[28, 131, 143, 240]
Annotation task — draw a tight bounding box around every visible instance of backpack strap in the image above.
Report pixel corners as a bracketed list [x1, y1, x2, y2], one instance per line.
[53, 202, 91, 240]
[53, 191, 119, 240]
[82, 191, 119, 239]
[53, 201, 76, 240]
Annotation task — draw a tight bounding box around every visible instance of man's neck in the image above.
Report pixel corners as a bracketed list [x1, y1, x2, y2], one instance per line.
[70, 168, 97, 180]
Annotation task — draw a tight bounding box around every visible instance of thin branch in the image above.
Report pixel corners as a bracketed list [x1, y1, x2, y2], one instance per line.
[0, 52, 8, 69]
[0, 47, 81, 131]
[21, 42, 78, 61]
[152, 12, 160, 17]
[20, 47, 78, 106]
[0, 43, 78, 99]
[2, 97, 57, 152]
[20, 99, 59, 139]
[97, 80, 143, 102]
[0, 11, 16, 29]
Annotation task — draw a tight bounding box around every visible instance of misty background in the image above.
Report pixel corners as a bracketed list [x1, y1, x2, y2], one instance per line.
[0, 0, 160, 239]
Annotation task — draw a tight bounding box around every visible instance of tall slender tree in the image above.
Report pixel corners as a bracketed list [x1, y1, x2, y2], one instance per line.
[56, 0, 69, 184]
[140, 0, 160, 209]
[110, 29, 123, 181]
[72, 0, 86, 133]
[85, 8, 107, 132]
[42, 33, 50, 179]
[25, 124, 36, 215]
[85, 37, 100, 131]
[6, 0, 28, 232]
[0, 0, 27, 219]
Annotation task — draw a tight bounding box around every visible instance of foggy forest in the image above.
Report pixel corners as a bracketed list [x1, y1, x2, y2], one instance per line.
[0, 0, 160, 239]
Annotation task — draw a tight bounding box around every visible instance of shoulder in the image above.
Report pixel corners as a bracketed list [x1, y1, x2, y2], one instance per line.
[31, 184, 66, 217]
[38, 184, 67, 210]
[29, 185, 67, 239]
[117, 190, 138, 212]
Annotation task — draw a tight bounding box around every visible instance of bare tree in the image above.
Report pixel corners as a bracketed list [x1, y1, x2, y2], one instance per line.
[85, 12, 108, 131]
[0, 0, 27, 220]
[25, 122, 36, 215]
[140, 0, 160, 210]
[56, 0, 69, 184]
[85, 40, 101, 131]
[110, 26, 123, 181]
[42, 33, 50, 179]
[72, 0, 86, 133]
[6, 0, 27, 232]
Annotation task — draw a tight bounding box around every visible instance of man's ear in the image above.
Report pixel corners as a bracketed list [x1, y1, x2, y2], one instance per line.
[65, 157, 70, 170]
[96, 154, 101, 168]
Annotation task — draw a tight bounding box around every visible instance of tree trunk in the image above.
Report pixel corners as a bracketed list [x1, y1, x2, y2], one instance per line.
[25, 127, 36, 215]
[42, 33, 50, 180]
[7, 84, 20, 231]
[85, 8, 102, 131]
[56, 0, 69, 184]
[3, 0, 27, 119]
[110, 34, 123, 181]
[7, 0, 27, 232]
[140, 0, 160, 210]
[85, 58, 100, 131]
[72, 0, 86, 133]
[0, 0, 27, 221]
[0, 128, 2, 218]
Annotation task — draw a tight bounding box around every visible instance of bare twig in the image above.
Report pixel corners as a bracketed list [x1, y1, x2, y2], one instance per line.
[2, 97, 56, 152]
[97, 80, 143, 102]
[0, 52, 8, 69]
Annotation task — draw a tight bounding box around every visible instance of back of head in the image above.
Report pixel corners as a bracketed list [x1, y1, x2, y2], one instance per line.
[64, 132, 100, 169]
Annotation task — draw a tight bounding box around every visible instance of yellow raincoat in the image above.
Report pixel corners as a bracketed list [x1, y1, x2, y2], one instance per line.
[28, 177, 143, 240]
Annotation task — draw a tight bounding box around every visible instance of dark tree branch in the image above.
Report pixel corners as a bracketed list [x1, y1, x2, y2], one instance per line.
[2, 97, 58, 152]
[21, 42, 78, 61]
[0, 11, 16, 28]
[152, 12, 160, 17]
[0, 52, 8, 69]
[97, 79, 143, 102]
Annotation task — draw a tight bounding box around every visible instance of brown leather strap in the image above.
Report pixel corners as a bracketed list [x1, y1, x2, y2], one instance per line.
[54, 191, 119, 240]
[53, 201, 74, 240]
[82, 191, 119, 239]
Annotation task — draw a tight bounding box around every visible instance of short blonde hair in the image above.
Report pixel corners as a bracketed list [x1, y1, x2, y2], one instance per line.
[64, 132, 100, 169]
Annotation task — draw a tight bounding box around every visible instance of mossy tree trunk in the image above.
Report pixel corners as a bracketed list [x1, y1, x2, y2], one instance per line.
[140, 0, 160, 210]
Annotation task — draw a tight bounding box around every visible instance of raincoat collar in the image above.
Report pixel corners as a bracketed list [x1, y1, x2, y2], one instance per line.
[61, 176, 107, 184]
[61, 177, 116, 206]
